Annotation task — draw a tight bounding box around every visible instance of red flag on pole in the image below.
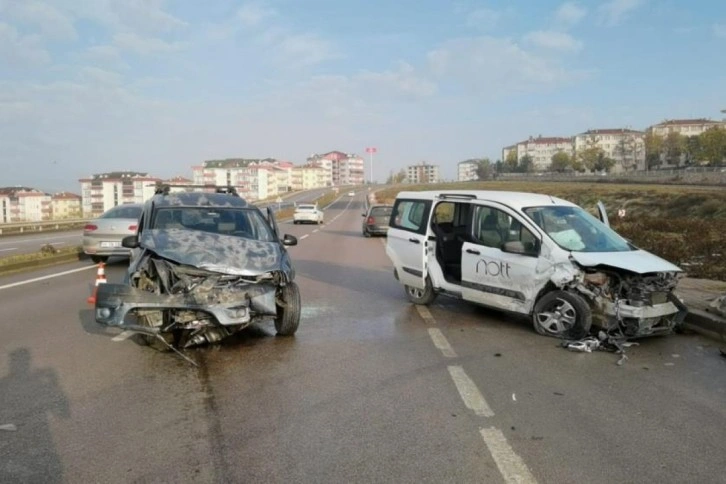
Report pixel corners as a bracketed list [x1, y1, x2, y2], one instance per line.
[365, 147, 377, 153]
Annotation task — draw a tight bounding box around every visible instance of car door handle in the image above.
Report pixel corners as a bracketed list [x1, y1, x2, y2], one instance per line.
[466, 248, 480, 255]
[409, 238, 420, 244]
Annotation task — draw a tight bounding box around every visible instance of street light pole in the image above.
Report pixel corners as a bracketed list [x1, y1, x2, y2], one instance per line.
[365, 147, 377, 184]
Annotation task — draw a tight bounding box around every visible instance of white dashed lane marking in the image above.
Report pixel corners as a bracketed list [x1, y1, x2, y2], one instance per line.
[300, 234, 309, 240]
[447, 365, 495, 417]
[480, 427, 537, 484]
[415, 305, 437, 325]
[428, 328, 457, 358]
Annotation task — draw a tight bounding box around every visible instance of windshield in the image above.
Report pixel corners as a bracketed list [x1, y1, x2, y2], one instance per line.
[151, 207, 274, 242]
[100, 205, 141, 219]
[370, 207, 393, 217]
[523, 205, 632, 253]
[296, 205, 316, 210]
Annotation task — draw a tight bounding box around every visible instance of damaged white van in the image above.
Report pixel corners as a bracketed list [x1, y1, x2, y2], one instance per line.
[386, 191, 687, 340]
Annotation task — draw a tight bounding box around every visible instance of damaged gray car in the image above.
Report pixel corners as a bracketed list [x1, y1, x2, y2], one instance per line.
[94, 185, 301, 353]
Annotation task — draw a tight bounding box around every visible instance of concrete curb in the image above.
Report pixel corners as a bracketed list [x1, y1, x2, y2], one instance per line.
[683, 309, 726, 343]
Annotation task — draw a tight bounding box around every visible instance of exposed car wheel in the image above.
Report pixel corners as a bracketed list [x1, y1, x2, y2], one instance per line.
[533, 290, 591, 339]
[293, 220, 299, 225]
[405, 277, 437, 305]
[275, 282, 301, 336]
[91, 255, 108, 264]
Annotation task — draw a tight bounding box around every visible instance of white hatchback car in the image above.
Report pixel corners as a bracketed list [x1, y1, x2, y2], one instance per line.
[386, 190, 687, 340]
[292, 203, 324, 224]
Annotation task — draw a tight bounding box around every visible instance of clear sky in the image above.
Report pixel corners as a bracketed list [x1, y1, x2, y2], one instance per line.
[1, 0, 725, 192]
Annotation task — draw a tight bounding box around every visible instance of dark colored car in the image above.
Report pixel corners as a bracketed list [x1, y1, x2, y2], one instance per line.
[94, 185, 301, 352]
[362, 205, 393, 237]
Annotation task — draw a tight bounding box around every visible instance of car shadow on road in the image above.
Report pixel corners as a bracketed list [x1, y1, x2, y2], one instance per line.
[77, 309, 122, 337]
[293, 259, 401, 299]
[0, 348, 70, 483]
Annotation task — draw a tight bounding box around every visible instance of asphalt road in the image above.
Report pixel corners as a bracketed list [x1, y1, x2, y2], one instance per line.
[0, 231, 83, 257]
[1, 190, 725, 483]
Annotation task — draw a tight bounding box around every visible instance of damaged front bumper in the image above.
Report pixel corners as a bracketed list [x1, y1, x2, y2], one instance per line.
[594, 294, 688, 337]
[94, 282, 277, 328]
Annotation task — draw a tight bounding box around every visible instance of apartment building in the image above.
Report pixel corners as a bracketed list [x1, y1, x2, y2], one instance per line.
[647, 118, 726, 138]
[0, 187, 52, 223]
[307, 151, 364, 186]
[457, 160, 479, 181]
[51, 192, 82, 219]
[574, 129, 645, 172]
[502, 136, 575, 170]
[291, 164, 328, 190]
[79, 172, 159, 217]
[406, 162, 440, 184]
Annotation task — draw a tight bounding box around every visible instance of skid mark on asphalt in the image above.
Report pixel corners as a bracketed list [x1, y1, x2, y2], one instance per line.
[428, 328, 457, 358]
[480, 428, 537, 484]
[447, 366, 495, 417]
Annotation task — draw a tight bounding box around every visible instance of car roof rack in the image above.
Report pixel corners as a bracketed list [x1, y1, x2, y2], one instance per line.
[436, 193, 478, 200]
[152, 183, 240, 197]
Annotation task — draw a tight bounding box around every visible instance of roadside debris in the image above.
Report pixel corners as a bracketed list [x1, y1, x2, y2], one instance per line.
[561, 330, 639, 365]
[0, 424, 18, 432]
[709, 295, 726, 318]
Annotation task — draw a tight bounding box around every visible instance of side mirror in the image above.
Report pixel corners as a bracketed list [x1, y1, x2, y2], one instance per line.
[282, 234, 298, 246]
[501, 240, 539, 257]
[122, 235, 139, 249]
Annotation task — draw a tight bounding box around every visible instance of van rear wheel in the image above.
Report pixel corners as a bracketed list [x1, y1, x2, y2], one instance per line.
[405, 277, 437, 305]
[533, 290, 591, 339]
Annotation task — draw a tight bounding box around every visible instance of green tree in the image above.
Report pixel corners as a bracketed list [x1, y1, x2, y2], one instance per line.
[698, 126, 726, 166]
[503, 150, 518, 172]
[644, 132, 664, 169]
[475, 158, 494, 180]
[550, 151, 572, 172]
[684, 135, 702, 165]
[663, 132, 686, 166]
[578, 146, 615, 172]
[518, 154, 534, 173]
[614, 135, 642, 171]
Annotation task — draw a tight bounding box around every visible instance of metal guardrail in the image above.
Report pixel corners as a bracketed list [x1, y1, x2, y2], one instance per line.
[0, 219, 88, 235]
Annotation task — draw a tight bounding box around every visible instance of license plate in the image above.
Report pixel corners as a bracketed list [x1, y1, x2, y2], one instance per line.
[100, 241, 121, 248]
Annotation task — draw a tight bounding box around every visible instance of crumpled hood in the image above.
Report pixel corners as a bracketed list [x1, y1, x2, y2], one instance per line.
[140, 228, 281, 276]
[570, 250, 681, 274]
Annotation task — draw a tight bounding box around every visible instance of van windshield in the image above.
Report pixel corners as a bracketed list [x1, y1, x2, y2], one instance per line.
[523, 206, 633, 253]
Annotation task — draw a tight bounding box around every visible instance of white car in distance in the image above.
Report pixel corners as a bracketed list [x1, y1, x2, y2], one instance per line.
[293, 203, 324, 224]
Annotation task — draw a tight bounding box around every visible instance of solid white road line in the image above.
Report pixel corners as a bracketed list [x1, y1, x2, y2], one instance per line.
[0, 234, 80, 246]
[479, 427, 537, 484]
[0, 265, 96, 291]
[0, 248, 17, 252]
[447, 365, 495, 417]
[415, 305, 437, 325]
[428, 328, 457, 358]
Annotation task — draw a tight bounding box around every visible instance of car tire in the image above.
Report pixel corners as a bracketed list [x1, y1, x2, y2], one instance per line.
[363, 229, 371, 238]
[532, 290, 591, 339]
[90, 255, 108, 264]
[405, 277, 437, 305]
[275, 282, 301, 336]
